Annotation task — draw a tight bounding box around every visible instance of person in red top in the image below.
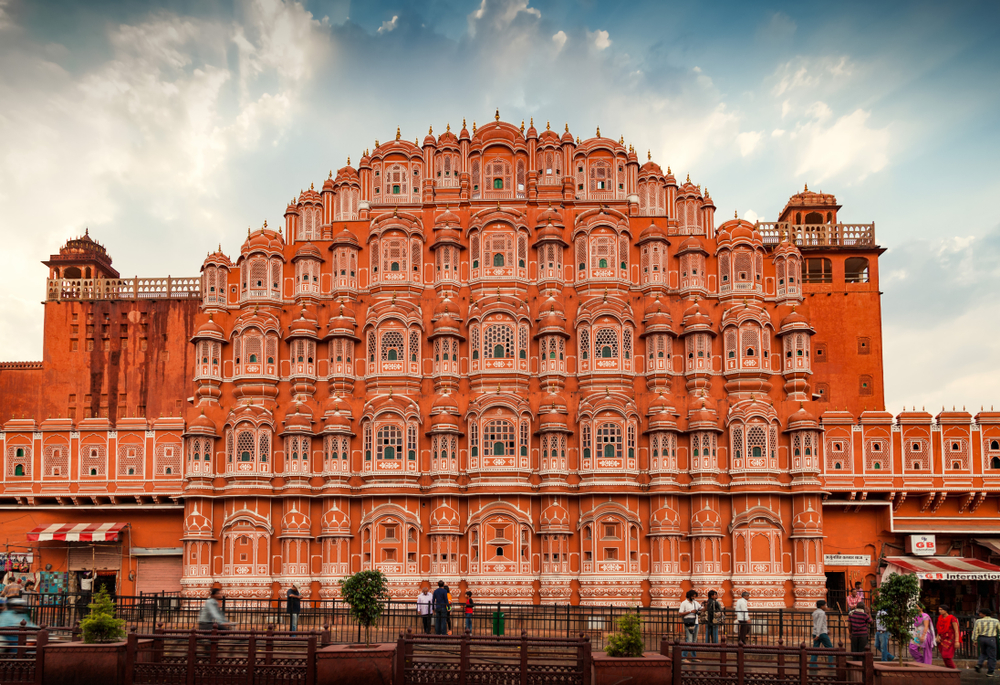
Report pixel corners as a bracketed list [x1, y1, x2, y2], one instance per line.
[464, 591, 475, 634]
[936, 605, 960, 669]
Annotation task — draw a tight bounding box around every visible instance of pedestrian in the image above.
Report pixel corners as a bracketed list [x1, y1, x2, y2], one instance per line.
[445, 585, 453, 634]
[679, 589, 701, 661]
[973, 608, 1000, 676]
[432, 581, 450, 635]
[810, 600, 834, 665]
[848, 601, 872, 654]
[735, 591, 751, 645]
[705, 590, 724, 643]
[417, 585, 434, 634]
[935, 604, 960, 669]
[0, 599, 36, 653]
[846, 586, 862, 610]
[464, 591, 474, 634]
[874, 608, 894, 662]
[908, 603, 934, 665]
[0, 579, 22, 600]
[286, 584, 301, 632]
[197, 587, 231, 631]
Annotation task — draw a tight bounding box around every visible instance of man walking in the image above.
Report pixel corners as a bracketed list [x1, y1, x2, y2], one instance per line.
[874, 609, 894, 661]
[810, 600, 834, 665]
[679, 589, 701, 661]
[735, 591, 750, 645]
[432, 580, 450, 635]
[286, 584, 301, 632]
[197, 587, 230, 631]
[848, 601, 872, 654]
[417, 585, 434, 634]
[973, 608, 1000, 676]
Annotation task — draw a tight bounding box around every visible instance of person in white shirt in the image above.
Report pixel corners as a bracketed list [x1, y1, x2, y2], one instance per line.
[417, 586, 434, 634]
[679, 589, 701, 661]
[735, 591, 750, 644]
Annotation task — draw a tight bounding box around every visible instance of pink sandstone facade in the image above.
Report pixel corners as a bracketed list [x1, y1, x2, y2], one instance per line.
[1, 115, 997, 609]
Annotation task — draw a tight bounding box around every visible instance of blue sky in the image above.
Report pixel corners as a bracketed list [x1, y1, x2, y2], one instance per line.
[1, 0, 998, 412]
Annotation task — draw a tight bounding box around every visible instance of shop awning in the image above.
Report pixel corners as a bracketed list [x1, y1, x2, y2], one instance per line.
[27, 522, 127, 542]
[885, 555, 1000, 580]
[977, 539, 1000, 555]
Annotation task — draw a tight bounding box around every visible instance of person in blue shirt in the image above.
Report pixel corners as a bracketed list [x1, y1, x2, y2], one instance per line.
[431, 581, 450, 635]
[0, 599, 37, 652]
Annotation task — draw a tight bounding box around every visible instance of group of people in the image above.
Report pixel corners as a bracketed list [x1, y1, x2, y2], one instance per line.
[676, 589, 752, 660]
[417, 582, 474, 635]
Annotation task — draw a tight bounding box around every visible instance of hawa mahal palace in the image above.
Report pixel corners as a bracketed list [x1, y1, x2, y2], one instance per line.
[2, 113, 999, 609]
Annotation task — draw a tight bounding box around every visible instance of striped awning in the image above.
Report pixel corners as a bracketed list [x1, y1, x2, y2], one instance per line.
[886, 555, 1000, 580]
[27, 522, 127, 542]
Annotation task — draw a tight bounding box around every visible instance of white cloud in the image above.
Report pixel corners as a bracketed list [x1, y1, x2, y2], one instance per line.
[377, 15, 398, 34]
[469, 0, 540, 37]
[771, 129, 785, 137]
[587, 29, 611, 51]
[736, 130, 763, 156]
[552, 30, 566, 51]
[758, 12, 797, 41]
[743, 209, 759, 223]
[0, 0, 12, 31]
[791, 107, 889, 182]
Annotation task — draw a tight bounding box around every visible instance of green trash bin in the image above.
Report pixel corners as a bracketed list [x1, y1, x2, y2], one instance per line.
[492, 604, 505, 636]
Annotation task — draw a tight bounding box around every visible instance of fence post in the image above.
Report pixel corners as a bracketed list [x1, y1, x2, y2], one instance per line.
[459, 631, 470, 685]
[835, 641, 846, 683]
[719, 635, 727, 676]
[16, 619, 27, 660]
[520, 630, 528, 685]
[124, 630, 137, 685]
[672, 641, 682, 685]
[581, 633, 592, 685]
[34, 627, 48, 685]
[246, 632, 257, 685]
[394, 631, 406, 685]
[154, 623, 164, 663]
[265, 624, 274, 666]
[779, 608, 784, 641]
[737, 640, 745, 685]
[186, 630, 197, 685]
[798, 642, 807, 685]
[306, 635, 317, 685]
[863, 646, 874, 685]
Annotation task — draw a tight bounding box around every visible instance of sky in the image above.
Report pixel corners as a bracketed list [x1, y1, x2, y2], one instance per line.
[0, 0, 999, 414]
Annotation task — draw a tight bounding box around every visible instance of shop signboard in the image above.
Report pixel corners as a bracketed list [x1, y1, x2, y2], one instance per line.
[824, 554, 871, 566]
[917, 572, 1000, 580]
[910, 535, 936, 556]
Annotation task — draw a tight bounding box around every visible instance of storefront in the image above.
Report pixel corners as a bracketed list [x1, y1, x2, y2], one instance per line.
[882, 555, 1000, 614]
[27, 522, 128, 596]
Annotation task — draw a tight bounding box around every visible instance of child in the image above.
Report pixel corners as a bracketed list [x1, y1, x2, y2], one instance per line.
[464, 591, 474, 634]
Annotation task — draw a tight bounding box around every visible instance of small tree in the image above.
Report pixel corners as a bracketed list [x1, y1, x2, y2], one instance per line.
[339, 570, 391, 647]
[605, 611, 645, 657]
[80, 588, 126, 644]
[871, 572, 921, 662]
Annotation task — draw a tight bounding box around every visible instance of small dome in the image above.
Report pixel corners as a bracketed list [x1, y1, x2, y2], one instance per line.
[779, 308, 811, 333]
[187, 410, 218, 436]
[687, 399, 721, 431]
[676, 237, 707, 256]
[787, 404, 819, 431]
[639, 160, 665, 178]
[242, 226, 284, 256]
[534, 221, 566, 246]
[192, 314, 225, 342]
[637, 222, 668, 244]
[288, 307, 320, 339]
[331, 226, 360, 248]
[327, 301, 358, 336]
[320, 505, 351, 537]
[535, 296, 568, 336]
[284, 403, 313, 433]
[430, 501, 461, 533]
[540, 500, 571, 533]
[681, 300, 714, 334]
[438, 125, 459, 147]
[535, 204, 563, 227]
[280, 508, 311, 537]
[642, 297, 674, 334]
[292, 243, 323, 262]
[435, 207, 461, 228]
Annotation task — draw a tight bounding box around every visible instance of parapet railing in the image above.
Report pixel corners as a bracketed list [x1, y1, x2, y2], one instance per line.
[45, 277, 202, 302]
[756, 222, 875, 247]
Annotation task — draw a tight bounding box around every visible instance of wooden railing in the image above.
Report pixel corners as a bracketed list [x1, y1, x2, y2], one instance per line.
[46, 277, 201, 302]
[756, 222, 875, 247]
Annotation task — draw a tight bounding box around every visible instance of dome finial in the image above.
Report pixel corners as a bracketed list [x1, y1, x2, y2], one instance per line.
[735, 210, 738, 219]
[546, 120, 551, 131]
[495, 108, 500, 121]
[804, 183, 809, 192]
[329, 170, 333, 178]
[686, 173, 691, 183]
[530, 117, 534, 126]
[428, 125, 433, 135]
[310, 182, 314, 190]
[347, 156, 350, 165]
[446, 122, 451, 132]
[472, 120, 477, 133]
[647, 149, 651, 161]
[395, 126, 401, 141]
[564, 123, 569, 133]
[520, 120, 524, 133]
[596, 125, 601, 137]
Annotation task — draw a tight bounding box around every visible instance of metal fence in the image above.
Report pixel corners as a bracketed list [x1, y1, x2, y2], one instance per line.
[13, 593, 985, 662]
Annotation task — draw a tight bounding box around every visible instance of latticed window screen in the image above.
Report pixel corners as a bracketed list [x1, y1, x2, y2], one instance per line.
[516, 159, 525, 192]
[946, 438, 970, 470]
[581, 422, 591, 458]
[746, 425, 767, 463]
[259, 432, 270, 463]
[619, 236, 628, 270]
[155, 442, 182, 476]
[469, 421, 479, 457]
[826, 437, 851, 472]
[520, 419, 529, 456]
[382, 237, 407, 273]
[236, 431, 255, 462]
[734, 251, 752, 281]
[731, 426, 744, 462]
[579, 328, 590, 360]
[377, 425, 403, 459]
[117, 443, 144, 477]
[623, 327, 632, 364]
[409, 331, 419, 362]
[741, 327, 760, 357]
[484, 324, 514, 358]
[407, 425, 417, 460]
[81, 444, 106, 477]
[589, 161, 610, 192]
[595, 328, 619, 359]
[484, 420, 515, 456]
[596, 423, 622, 460]
[590, 236, 614, 270]
[381, 331, 404, 361]
[485, 159, 512, 190]
[471, 326, 480, 360]
[471, 158, 481, 195]
[371, 241, 379, 276]
[43, 445, 68, 477]
[864, 439, 889, 472]
[518, 325, 528, 359]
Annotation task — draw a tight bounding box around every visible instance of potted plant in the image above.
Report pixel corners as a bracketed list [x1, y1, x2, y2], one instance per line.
[593, 611, 670, 685]
[44, 588, 133, 685]
[80, 588, 126, 643]
[316, 570, 396, 685]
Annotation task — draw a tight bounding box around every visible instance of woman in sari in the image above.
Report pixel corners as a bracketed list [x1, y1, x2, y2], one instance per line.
[909, 604, 935, 664]
[936, 605, 960, 669]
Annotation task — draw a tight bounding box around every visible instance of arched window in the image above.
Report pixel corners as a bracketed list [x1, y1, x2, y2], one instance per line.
[484, 420, 515, 457]
[596, 423, 622, 461]
[595, 328, 618, 360]
[484, 323, 514, 359]
[376, 425, 403, 460]
[493, 253, 505, 267]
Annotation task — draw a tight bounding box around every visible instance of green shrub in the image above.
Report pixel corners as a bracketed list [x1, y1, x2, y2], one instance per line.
[339, 570, 391, 646]
[605, 612, 644, 657]
[872, 572, 921, 662]
[80, 588, 126, 644]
